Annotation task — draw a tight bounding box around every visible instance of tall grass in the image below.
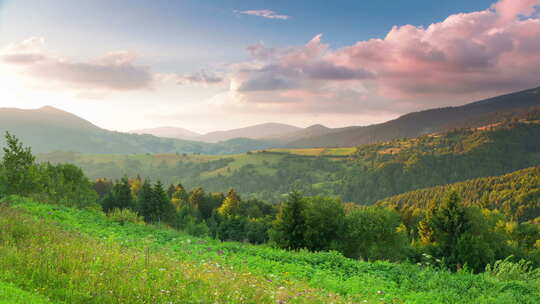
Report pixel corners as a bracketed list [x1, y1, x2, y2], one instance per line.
[3, 197, 540, 303]
[0, 203, 353, 304]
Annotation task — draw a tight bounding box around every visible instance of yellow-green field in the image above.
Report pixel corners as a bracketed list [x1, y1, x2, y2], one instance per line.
[267, 147, 357, 157]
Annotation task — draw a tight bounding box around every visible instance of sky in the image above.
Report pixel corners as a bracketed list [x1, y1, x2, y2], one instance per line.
[1, 0, 540, 133]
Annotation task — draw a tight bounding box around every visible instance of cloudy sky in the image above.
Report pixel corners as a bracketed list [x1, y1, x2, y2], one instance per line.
[1, 0, 540, 133]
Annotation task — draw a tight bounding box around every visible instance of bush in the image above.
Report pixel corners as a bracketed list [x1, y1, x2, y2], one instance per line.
[107, 208, 144, 225]
[485, 256, 540, 282]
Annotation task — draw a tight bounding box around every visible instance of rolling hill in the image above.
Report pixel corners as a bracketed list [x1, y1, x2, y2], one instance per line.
[378, 165, 540, 222]
[0, 106, 279, 155]
[38, 108, 540, 204]
[196, 122, 301, 143]
[290, 86, 540, 147]
[130, 126, 200, 140]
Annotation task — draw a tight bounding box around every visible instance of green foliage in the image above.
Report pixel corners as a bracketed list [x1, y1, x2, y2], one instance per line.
[270, 191, 307, 250]
[217, 188, 242, 217]
[302, 196, 345, 251]
[485, 256, 540, 282]
[0, 131, 39, 196]
[0, 133, 98, 209]
[380, 165, 540, 222]
[0, 281, 55, 304]
[107, 208, 145, 225]
[5, 199, 540, 304]
[342, 206, 409, 261]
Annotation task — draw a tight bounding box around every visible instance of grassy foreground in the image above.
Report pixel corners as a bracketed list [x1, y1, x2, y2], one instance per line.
[0, 281, 55, 304]
[1, 197, 539, 303]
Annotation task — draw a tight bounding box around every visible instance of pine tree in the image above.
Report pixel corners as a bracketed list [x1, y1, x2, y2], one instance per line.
[269, 191, 307, 250]
[138, 179, 154, 222]
[116, 177, 134, 210]
[151, 180, 175, 224]
[217, 188, 242, 217]
[429, 191, 472, 268]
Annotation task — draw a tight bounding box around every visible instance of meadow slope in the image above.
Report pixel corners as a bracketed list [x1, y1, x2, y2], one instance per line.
[1, 197, 539, 304]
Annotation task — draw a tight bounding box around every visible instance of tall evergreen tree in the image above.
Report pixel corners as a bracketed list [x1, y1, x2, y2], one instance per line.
[428, 192, 472, 269]
[138, 179, 154, 222]
[151, 180, 175, 224]
[269, 191, 307, 250]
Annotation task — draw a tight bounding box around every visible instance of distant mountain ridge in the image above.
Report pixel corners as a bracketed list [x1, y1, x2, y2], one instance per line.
[131, 126, 200, 140]
[289, 86, 540, 147]
[196, 122, 301, 143]
[0, 107, 281, 154]
[2, 86, 540, 154]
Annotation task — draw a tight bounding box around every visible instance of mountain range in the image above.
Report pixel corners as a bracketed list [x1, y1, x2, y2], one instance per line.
[1, 86, 540, 154]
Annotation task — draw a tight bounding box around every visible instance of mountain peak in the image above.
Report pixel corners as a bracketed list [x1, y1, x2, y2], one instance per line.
[305, 124, 329, 130]
[36, 106, 73, 116]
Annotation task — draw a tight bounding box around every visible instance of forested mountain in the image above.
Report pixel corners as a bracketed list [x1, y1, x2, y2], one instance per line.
[379, 166, 540, 222]
[196, 122, 301, 143]
[39, 109, 540, 205]
[290, 86, 540, 147]
[0, 106, 280, 154]
[130, 126, 200, 140]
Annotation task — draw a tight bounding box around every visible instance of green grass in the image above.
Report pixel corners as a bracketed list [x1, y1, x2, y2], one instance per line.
[0, 281, 57, 304]
[0, 199, 352, 304]
[2, 196, 539, 303]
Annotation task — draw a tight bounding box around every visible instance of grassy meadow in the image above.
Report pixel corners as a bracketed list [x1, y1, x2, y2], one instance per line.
[1, 196, 539, 304]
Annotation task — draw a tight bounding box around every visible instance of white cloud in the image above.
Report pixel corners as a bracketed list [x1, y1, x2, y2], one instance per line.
[236, 9, 290, 20]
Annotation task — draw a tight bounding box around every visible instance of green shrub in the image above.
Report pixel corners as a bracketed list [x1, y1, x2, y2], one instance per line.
[107, 208, 145, 225]
[485, 256, 540, 282]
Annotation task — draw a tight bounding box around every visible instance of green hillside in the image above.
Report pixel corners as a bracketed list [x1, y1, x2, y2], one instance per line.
[379, 166, 540, 222]
[1, 197, 538, 304]
[39, 113, 540, 204]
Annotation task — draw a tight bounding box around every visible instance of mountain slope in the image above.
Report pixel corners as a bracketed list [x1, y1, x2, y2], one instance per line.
[378, 166, 540, 222]
[265, 124, 340, 143]
[0, 106, 277, 155]
[197, 122, 301, 143]
[130, 126, 200, 140]
[290, 86, 540, 147]
[42, 110, 540, 204]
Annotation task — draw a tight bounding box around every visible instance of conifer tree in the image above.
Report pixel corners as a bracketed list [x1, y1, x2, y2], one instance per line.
[269, 191, 307, 250]
[217, 188, 242, 217]
[138, 179, 154, 222]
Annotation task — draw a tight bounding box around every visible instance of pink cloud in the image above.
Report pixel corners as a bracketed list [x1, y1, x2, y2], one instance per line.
[227, 0, 540, 116]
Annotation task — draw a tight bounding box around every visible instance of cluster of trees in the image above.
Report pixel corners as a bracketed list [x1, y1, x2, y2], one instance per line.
[270, 191, 540, 271]
[0, 132, 97, 208]
[2, 132, 539, 273]
[95, 177, 276, 242]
